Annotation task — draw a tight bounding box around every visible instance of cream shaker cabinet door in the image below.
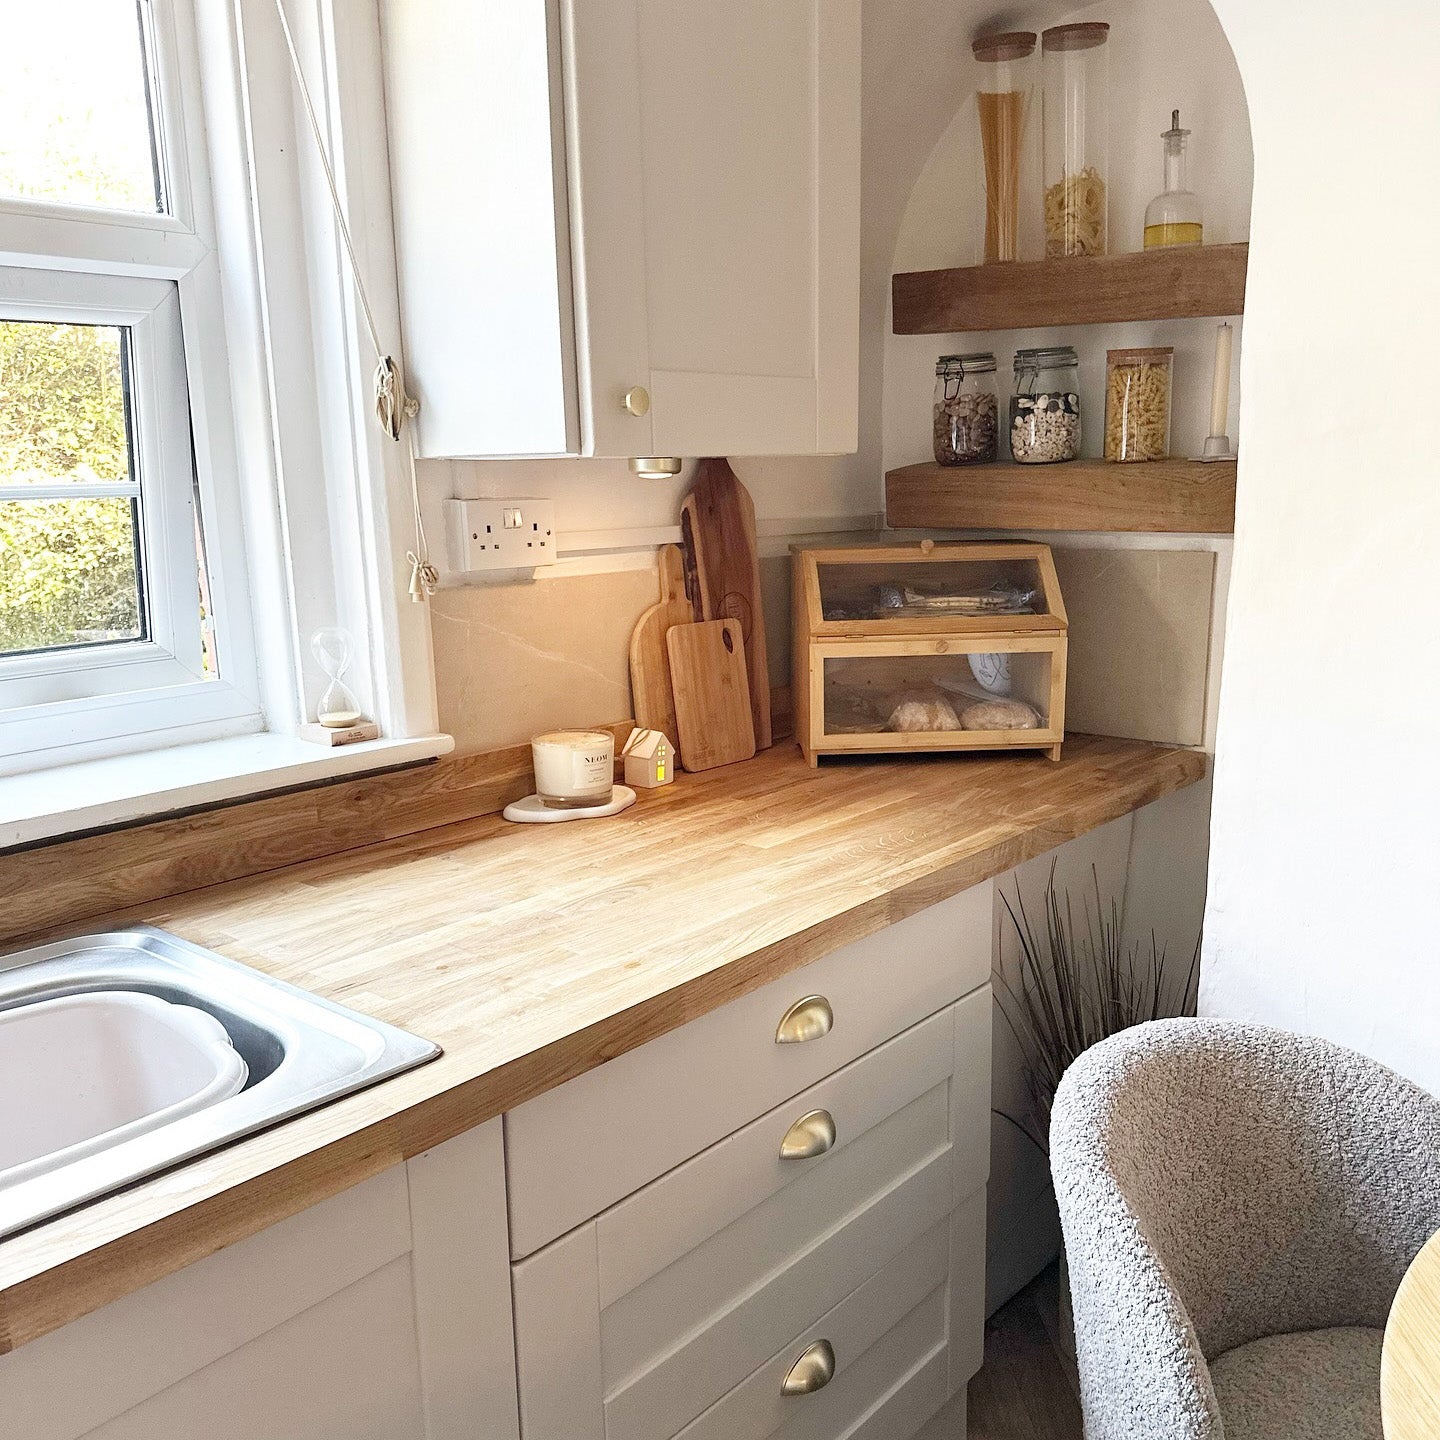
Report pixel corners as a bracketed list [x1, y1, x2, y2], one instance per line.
[0, 1125, 520, 1440]
[380, 0, 579, 461]
[382, 0, 860, 461]
[568, 0, 861, 459]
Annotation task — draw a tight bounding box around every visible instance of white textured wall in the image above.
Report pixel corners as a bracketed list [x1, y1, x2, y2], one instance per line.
[1200, 0, 1440, 1090]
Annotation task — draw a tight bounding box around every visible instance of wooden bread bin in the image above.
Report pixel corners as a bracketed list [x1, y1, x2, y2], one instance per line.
[791, 540, 1068, 766]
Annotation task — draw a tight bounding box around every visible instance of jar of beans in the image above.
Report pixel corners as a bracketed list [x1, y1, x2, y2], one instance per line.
[933, 353, 1000, 465]
[1104, 346, 1173, 462]
[1011, 346, 1081, 463]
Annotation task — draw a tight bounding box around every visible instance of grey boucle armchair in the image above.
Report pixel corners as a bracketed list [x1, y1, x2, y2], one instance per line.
[1050, 1018, 1440, 1440]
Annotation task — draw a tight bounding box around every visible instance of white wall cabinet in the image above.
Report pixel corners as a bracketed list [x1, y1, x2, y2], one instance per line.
[0, 1123, 521, 1440]
[380, 0, 860, 461]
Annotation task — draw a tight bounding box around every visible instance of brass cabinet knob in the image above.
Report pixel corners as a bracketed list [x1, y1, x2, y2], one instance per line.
[775, 994, 834, 1045]
[781, 1339, 836, 1396]
[622, 385, 651, 417]
[780, 1108, 836, 1161]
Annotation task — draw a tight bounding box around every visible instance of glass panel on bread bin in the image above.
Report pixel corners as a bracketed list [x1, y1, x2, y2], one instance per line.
[815, 553, 1050, 625]
[822, 651, 1053, 737]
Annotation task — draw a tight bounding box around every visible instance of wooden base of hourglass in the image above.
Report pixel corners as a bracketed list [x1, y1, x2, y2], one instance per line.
[299, 720, 381, 747]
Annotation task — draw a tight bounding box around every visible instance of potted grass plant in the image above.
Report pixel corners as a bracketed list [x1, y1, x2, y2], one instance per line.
[993, 860, 1201, 1156]
[992, 860, 1200, 1350]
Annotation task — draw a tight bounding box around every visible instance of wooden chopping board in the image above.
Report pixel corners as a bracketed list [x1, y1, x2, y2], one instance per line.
[680, 459, 772, 749]
[628, 545, 692, 764]
[666, 619, 757, 772]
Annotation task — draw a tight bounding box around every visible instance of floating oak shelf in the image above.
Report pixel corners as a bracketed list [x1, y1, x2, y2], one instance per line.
[885, 459, 1237, 535]
[892, 242, 1248, 334]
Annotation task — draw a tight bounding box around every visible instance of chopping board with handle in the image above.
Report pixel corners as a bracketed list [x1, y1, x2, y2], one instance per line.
[628, 545, 692, 766]
[680, 459, 772, 749]
[666, 619, 757, 772]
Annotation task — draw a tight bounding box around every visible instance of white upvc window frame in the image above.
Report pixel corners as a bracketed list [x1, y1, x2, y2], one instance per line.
[0, 0, 445, 805]
[0, 0, 263, 776]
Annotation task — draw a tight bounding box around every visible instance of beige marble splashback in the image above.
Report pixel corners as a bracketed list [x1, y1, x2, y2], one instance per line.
[430, 569, 657, 754]
[430, 542, 1218, 756]
[1053, 546, 1216, 747]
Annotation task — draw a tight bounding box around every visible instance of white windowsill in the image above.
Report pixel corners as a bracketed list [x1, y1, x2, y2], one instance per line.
[0, 731, 455, 850]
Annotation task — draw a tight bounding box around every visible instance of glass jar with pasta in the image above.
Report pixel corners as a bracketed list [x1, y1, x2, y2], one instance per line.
[1041, 23, 1109, 258]
[1104, 347, 1174, 463]
[972, 32, 1036, 264]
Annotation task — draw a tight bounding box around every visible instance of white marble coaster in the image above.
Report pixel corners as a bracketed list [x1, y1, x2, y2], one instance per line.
[502, 786, 637, 824]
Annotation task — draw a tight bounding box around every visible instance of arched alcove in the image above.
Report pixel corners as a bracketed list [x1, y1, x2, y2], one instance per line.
[855, 0, 1255, 1311]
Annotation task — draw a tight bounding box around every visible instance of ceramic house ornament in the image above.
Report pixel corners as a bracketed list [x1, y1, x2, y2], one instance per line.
[622, 729, 675, 789]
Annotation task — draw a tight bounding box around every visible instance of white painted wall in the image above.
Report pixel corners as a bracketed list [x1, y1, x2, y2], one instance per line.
[1200, 0, 1440, 1093]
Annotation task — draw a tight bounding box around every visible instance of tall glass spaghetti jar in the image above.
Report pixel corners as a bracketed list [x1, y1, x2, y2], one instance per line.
[1144, 110, 1204, 248]
[972, 31, 1036, 264]
[1041, 22, 1110, 258]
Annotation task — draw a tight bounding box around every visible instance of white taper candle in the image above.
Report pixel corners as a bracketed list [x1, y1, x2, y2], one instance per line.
[1209, 322, 1234, 439]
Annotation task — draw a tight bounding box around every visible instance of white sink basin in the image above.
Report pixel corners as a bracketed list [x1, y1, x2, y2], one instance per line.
[0, 991, 248, 1189]
[0, 928, 440, 1238]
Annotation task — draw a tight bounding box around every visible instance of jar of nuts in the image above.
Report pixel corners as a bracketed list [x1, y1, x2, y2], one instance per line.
[933, 353, 1000, 465]
[1011, 346, 1081, 463]
[1104, 346, 1173, 462]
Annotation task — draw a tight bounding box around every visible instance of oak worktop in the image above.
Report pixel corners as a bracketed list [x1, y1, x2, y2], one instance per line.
[0, 734, 1203, 1353]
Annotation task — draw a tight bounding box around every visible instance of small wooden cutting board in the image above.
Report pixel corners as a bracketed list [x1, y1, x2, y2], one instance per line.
[666, 619, 757, 772]
[628, 545, 691, 765]
[680, 459, 772, 750]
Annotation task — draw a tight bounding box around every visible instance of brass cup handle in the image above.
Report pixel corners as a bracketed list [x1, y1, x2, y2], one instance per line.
[775, 994, 833, 1045]
[781, 1338, 836, 1397]
[780, 1108, 836, 1161]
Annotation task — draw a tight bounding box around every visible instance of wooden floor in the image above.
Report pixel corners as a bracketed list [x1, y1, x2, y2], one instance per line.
[921, 1263, 1083, 1440]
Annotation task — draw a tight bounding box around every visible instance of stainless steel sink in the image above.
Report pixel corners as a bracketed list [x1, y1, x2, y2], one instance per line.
[0, 926, 440, 1239]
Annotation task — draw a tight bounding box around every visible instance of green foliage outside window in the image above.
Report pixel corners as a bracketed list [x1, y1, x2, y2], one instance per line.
[0, 319, 142, 654]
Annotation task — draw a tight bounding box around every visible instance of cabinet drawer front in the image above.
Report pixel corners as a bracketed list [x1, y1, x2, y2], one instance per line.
[602, 1087, 953, 1430]
[597, 1007, 958, 1308]
[613, 1220, 947, 1440]
[675, 1282, 948, 1440]
[506, 881, 992, 1256]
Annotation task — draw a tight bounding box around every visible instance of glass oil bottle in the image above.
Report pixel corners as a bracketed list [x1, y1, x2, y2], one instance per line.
[1144, 110, 1203, 249]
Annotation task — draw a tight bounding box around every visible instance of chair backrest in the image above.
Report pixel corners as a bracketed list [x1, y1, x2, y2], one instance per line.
[1052, 1018, 1440, 1439]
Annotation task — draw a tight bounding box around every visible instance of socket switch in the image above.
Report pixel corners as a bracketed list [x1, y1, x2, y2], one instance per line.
[446, 498, 558, 574]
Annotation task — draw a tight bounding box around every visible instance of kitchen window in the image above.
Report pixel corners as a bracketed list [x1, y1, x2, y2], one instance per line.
[0, 0, 262, 774]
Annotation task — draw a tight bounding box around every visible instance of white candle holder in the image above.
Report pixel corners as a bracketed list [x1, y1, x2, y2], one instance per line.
[1196, 321, 1236, 462]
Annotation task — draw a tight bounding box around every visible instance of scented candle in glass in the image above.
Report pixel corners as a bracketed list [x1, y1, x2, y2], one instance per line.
[531, 730, 614, 808]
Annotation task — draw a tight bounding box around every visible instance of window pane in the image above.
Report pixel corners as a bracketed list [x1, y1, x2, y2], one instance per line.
[0, 497, 144, 655]
[0, 4, 160, 213]
[0, 320, 133, 485]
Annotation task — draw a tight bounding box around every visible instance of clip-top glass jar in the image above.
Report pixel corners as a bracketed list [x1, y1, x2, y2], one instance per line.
[1041, 23, 1110, 257]
[934, 353, 999, 465]
[1011, 347, 1081, 464]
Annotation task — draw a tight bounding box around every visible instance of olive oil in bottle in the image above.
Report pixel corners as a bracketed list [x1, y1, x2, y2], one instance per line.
[1143, 110, 1203, 249]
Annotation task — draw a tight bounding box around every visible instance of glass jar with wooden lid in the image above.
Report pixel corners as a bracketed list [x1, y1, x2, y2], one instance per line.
[972, 31, 1036, 264]
[1041, 22, 1110, 257]
[1104, 347, 1174, 462]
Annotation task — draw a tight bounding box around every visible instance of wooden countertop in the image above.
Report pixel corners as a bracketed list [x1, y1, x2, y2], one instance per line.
[0, 735, 1204, 1353]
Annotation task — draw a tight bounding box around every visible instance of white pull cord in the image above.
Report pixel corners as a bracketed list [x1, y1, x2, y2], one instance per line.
[272, 0, 437, 602]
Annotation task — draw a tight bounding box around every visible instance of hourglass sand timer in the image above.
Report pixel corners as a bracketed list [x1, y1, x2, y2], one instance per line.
[312, 627, 364, 728]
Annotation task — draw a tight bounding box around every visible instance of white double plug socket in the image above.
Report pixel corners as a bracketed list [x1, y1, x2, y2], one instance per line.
[446, 498, 558, 574]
